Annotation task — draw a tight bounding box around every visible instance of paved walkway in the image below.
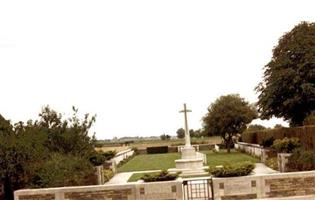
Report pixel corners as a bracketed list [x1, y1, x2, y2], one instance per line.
[106, 163, 276, 185]
[253, 163, 278, 175]
[105, 170, 161, 185]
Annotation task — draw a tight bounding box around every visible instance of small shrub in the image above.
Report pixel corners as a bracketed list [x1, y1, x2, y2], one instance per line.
[131, 147, 139, 155]
[103, 169, 114, 183]
[141, 170, 178, 182]
[288, 148, 315, 171]
[89, 152, 106, 166]
[272, 137, 301, 153]
[89, 150, 116, 166]
[147, 146, 168, 154]
[102, 150, 116, 160]
[209, 162, 255, 177]
[265, 157, 278, 170]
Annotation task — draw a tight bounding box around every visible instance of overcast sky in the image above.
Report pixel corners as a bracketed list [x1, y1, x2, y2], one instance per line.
[0, 0, 314, 139]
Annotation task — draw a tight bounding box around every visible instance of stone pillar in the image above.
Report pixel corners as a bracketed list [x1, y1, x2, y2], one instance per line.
[95, 166, 104, 185]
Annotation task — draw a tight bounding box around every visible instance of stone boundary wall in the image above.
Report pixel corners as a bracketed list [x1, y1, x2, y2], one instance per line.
[212, 170, 315, 199]
[14, 180, 183, 200]
[110, 148, 134, 165]
[15, 171, 315, 200]
[235, 142, 264, 158]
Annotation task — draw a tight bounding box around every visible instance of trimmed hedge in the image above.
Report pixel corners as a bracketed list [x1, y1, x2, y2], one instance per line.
[242, 125, 315, 149]
[141, 170, 178, 182]
[147, 146, 168, 154]
[209, 161, 255, 177]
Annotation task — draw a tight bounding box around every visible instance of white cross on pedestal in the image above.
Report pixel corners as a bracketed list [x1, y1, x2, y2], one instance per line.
[179, 103, 192, 147]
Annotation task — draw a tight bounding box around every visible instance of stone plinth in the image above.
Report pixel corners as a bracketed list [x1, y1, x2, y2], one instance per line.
[175, 158, 204, 169]
[181, 146, 197, 159]
[169, 146, 208, 176]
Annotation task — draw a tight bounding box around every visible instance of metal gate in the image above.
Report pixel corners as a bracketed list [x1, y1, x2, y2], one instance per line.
[182, 177, 213, 200]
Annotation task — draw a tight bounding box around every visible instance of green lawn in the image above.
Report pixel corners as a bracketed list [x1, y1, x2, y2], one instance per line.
[118, 150, 258, 173]
[204, 151, 259, 167]
[118, 153, 180, 172]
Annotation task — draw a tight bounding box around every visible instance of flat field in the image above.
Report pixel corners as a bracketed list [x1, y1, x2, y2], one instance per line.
[96, 136, 221, 152]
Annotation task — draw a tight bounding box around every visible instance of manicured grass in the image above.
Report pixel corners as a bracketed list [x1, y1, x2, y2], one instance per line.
[119, 150, 259, 173]
[125, 150, 259, 182]
[118, 153, 180, 172]
[204, 150, 259, 167]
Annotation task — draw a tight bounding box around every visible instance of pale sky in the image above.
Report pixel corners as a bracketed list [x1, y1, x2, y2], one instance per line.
[0, 0, 314, 139]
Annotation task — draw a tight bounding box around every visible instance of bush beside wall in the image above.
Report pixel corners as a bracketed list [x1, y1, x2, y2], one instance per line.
[141, 171, 178, 182]
[209, 162, 255, 177]
[242, 125, 315, 149]
[288, 148, 315, 171]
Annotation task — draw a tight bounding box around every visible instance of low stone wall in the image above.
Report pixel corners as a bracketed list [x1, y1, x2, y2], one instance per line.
[110, 148, 134, 165]
[212, 170, 315, 199]
[14, 180, 183, 200]
[235, 142, 264, 158]
[15, 170, 315, 200]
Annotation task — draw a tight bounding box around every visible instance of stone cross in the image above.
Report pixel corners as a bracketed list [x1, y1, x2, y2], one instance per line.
[179, 103, 192, 147]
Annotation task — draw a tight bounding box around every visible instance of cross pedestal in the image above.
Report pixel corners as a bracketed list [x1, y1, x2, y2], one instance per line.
[168, 104, 208, 176]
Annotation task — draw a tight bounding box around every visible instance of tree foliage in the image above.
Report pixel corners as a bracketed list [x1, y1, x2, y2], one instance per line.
[257, 22, 315, 126]
[0, 106, 97, 200]
[176, 128, 185, 139]
[246, 124, 267, 132]
[32, 153, 95, 188]
[160, 134, 171, 140]
[202, 94, 257, 152]
[303, 112, 315, 126]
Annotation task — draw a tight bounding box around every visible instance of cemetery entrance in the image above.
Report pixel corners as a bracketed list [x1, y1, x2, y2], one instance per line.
[182, 177, 213, 200]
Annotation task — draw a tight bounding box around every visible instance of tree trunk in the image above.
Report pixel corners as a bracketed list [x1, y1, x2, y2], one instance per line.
[227, 139, 231, 153]
[227, 138, 231, 153]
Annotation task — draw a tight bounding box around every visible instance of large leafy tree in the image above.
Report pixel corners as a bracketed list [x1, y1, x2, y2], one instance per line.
[38, 106, 96, 157]
[256, 22, 315, 126]
[202, 94, 257, 153]
[0, 106, 97, 200]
